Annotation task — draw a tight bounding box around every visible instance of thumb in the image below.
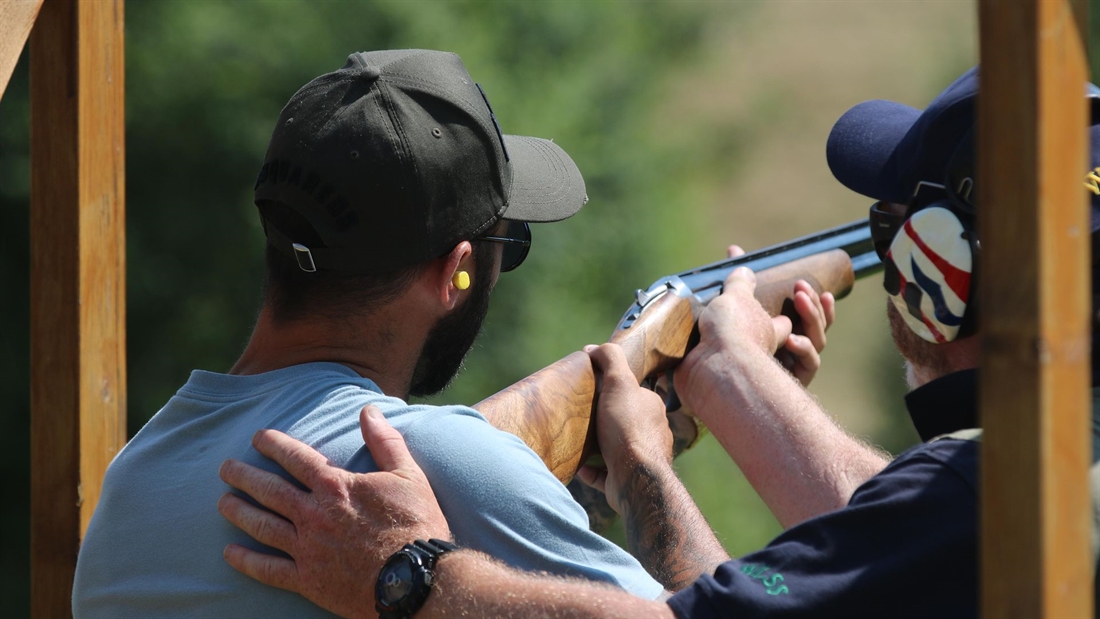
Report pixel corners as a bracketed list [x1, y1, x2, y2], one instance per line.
[723, 266, 757, 296]
[359, 405, 417, 474]
[587, 343, 636, 387]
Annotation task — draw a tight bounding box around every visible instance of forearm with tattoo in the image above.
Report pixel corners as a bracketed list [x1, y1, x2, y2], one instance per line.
[617, 457, 730, 591]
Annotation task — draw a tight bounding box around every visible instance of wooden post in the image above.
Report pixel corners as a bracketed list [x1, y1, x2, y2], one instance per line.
[29, 0, 126, 616]
[978, 1, 1092, 617]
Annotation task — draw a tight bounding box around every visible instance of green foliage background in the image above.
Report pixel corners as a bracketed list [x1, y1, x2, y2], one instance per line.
[1, 0, 1094, 615]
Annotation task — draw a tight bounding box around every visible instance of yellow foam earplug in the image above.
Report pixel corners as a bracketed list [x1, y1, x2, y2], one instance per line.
[452, 270, 470, 290]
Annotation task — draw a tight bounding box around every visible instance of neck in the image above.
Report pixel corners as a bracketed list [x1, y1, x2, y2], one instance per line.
[904, 335, 981, 390]
[229, 304, 429, 399]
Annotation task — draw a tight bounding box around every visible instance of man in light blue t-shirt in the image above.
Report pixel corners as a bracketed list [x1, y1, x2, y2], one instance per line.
[72, 49, 665, 617]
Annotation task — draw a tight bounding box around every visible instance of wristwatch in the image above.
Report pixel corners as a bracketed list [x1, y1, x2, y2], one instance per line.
[375, 538, 458, 619]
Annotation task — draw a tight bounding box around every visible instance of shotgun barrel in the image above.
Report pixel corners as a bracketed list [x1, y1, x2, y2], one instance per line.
[619, 219, 881, 332]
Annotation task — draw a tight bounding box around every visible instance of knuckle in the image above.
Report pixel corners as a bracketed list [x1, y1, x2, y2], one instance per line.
[258, 559, 279, 586]
[314, 472, 344, 498]
[603, 373, 634, 391]
[601, 347, 628, 370]
[641, 390, 665, 409]
[254, 515, 272, 543]
[258, 474, 284, 502]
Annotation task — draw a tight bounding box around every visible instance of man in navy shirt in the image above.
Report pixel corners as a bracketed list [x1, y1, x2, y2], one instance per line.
[215, 68, 1100, 618]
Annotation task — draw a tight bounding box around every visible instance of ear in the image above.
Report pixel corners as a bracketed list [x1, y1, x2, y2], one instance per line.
[434, 241, 475, 311]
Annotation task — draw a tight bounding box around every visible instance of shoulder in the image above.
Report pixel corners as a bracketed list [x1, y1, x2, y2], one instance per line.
[860, 436, 979, 499]
[395, 403, 516, 452]
[396, 403, 566, 497]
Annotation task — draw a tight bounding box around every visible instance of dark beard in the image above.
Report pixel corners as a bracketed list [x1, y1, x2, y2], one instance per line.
[407, 255, 494, 398]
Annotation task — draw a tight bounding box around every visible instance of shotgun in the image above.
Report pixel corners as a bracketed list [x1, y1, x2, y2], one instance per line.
[474, 218, 884, 485]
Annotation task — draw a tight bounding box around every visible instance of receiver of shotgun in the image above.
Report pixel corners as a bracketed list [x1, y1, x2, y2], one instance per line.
[474, 219, 884, 483]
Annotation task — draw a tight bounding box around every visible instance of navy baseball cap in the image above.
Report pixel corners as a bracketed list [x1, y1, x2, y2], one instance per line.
[826, 66, 1100, 233]
[254, 50, 588, 274]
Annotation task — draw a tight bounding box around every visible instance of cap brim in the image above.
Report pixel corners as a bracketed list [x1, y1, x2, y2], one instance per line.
[500, 134, 587, 223]
[826, 99, 923, 205]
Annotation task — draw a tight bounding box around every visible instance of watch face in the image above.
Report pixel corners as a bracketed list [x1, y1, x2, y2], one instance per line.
[378, 555, 415, 606]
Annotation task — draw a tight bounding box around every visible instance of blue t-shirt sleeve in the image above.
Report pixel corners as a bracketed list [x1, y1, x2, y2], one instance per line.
[400, 406, 665, 600]
[667, 440, 979, 619]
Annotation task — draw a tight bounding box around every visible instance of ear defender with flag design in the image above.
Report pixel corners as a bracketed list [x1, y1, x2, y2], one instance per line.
[881, 129, 980, 344]
[884, 205, 974, 343]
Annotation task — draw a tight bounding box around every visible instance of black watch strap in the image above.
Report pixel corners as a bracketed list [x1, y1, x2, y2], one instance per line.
[415, 538, 458, 568]
[376, 539, 458, 619]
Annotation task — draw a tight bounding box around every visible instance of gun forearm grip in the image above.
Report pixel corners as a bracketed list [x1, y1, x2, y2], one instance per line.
[753, 248, 856, 315]
[474, 351, 597, 483]
[609, 291, 697, 383]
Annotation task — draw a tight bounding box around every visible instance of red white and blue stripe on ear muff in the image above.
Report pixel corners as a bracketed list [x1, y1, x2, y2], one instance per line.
[883, 207, 972, 343]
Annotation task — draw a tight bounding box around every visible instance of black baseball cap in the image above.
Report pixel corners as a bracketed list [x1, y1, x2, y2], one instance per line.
[826, 66, 1100, 232]
[254, 49, 588, 274]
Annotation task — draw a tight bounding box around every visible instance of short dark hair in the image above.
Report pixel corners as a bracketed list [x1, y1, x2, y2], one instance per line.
[259, 200, 431, 323]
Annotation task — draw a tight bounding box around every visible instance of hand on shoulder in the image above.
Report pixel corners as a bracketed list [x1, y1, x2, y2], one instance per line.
[217, 405, 450, 618]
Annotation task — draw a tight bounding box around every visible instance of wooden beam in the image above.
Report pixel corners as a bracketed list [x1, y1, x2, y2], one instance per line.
[0, 0, 44, 100]
[30, 0, 126, 616]
[1092, 0, 1100, 84]
[978, 0, 1092, 617]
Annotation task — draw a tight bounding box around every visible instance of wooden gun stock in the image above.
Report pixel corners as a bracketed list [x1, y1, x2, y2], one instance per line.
[475, 248, 857, 483]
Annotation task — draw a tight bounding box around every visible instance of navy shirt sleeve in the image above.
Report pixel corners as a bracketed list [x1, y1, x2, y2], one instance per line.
[667, 439, 979, 619]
